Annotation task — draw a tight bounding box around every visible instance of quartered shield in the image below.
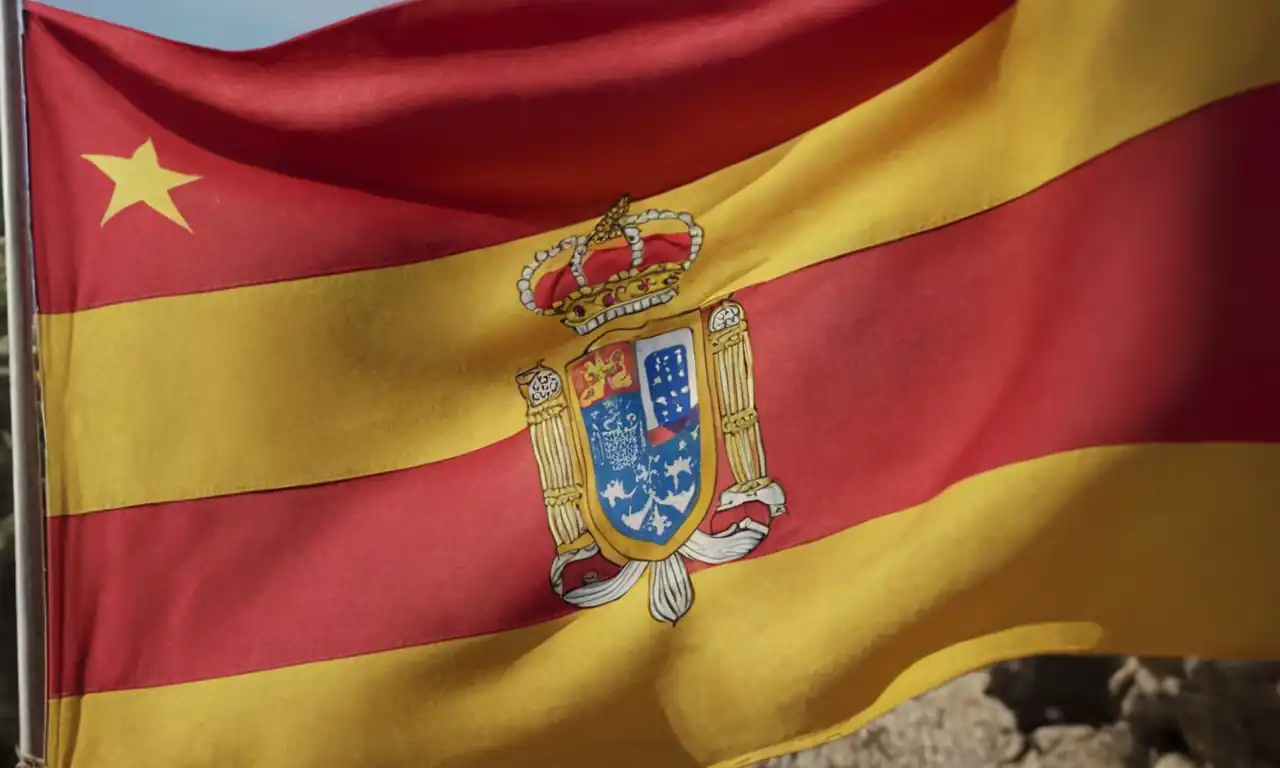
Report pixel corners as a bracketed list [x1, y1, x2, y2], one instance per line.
[564, 312, 718, 563]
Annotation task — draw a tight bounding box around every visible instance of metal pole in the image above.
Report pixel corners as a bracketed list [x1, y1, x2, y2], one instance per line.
[0, 0, 45, 761]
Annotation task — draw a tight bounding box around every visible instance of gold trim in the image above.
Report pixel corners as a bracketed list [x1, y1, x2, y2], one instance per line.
[555, 532, 596, 557]
[706, 299, 776, 495]
[516, 365, 591, 551]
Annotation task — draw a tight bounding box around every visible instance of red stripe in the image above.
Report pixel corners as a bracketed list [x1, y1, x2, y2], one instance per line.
[24, 0, 1010, 313]
[47, 85, 1280, 697]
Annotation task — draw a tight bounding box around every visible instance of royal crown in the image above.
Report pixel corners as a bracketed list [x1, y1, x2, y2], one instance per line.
[517, 195, 703, 335]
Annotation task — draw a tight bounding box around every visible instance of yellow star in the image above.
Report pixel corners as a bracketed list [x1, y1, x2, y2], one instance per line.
[82, 139, 201, 232]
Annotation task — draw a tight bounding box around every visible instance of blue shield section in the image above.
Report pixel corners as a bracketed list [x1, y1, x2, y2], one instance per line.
[580, 329, 702, 547]
[642, 344, 697, 437]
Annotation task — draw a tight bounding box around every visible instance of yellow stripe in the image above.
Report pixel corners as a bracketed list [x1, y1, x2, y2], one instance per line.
[47, 442, 1280, 767]
[40, 0, 1280, 516]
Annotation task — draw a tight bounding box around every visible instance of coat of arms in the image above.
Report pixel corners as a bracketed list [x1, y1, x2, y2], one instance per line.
[516, 196, 786, 624]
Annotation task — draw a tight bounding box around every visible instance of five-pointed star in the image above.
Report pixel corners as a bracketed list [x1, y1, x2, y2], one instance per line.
[82, 139, 201, 232]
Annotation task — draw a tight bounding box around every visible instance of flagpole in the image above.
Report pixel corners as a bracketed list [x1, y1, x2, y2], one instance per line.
[0, 0, 46, 762]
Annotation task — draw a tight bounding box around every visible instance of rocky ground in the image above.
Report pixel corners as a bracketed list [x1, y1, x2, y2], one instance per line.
[764, 657, 1280, 768]
[0, 240, 1277, 767]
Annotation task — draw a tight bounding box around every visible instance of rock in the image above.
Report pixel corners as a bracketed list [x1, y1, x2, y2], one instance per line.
[1115, 657, 1280, 768]
[1183, 660, 1280, 764]
[1030, 724, 1098, 754]
[764, 672, 1022, 767]
[987, 656, 1124, 732]
[1021, 723, 1132, 768]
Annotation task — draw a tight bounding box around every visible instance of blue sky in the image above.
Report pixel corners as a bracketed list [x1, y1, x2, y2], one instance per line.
[43, 0, 398, 50]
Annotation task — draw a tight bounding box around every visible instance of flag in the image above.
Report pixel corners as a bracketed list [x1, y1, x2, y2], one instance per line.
[26, 0, 1280, 765]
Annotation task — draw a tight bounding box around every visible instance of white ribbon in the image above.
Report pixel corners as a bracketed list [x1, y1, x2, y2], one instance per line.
[547, 482, 783, 624]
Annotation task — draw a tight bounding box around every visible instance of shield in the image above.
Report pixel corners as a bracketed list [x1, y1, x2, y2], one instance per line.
[564, 312, 718, 563]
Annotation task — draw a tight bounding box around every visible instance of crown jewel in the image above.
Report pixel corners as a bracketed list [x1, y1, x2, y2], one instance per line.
[517, 195, 703, 335]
